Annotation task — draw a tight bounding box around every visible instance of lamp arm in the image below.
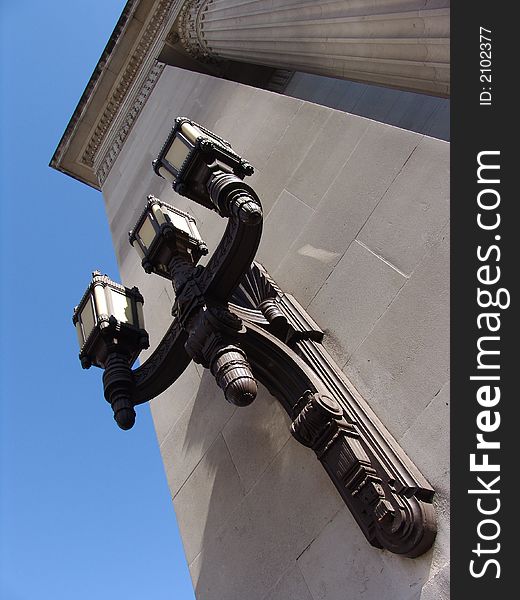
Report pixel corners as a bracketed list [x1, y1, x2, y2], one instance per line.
[126, 172, 264, 406]
[131, 321, 191, 405]
[98, 164, 437, 556]
[198, 171, 263, 302]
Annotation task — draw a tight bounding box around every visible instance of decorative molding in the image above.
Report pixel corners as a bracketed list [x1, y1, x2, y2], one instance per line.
[231, 267, 437, 557]
[81, 0, 176, 171]
[95, 61, 165, 186]
[49, 0, 142, 181]
[50, 0, 193, 189]
[177, 0, 215, 61]
[291, 391, 344, 455]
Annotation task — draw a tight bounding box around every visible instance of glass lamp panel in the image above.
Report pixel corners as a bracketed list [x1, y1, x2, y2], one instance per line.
[137, 215, 157, 250]
[75, 321, 85, 349]
[136, 301, 145, 329]
[110, 289, 134, 325]
[165, 207, 190, 235]
[158, 165, 175, 183]
[180, 122, 203, 144]
[187, 220, 203, 242]
[80, 296, 96, 342]
[165, 135, 191, 172]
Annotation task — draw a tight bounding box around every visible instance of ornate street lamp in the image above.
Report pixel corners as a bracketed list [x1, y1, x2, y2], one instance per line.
[153, 117, 254, 207]
[153, 117, 261, 227]
[72, 117, 437, 558]
[128, 190, 259, 408]
[129, 195, 208, 279]
[73, 271, 149, 429]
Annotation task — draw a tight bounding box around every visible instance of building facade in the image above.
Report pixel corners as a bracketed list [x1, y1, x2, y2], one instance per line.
[52, 1, 450, 598]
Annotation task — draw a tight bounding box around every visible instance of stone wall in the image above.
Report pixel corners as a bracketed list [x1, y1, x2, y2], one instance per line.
[101, 65, 449, 600]
[284, 72, 450, 141]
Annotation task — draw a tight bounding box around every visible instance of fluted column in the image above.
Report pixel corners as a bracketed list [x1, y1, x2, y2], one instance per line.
[176, 0, 450, 96]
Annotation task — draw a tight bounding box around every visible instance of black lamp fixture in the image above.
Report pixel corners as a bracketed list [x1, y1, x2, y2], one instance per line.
[73, 271, 149, 429]
[73, 117, 437, 558]
[129, 195, 208, 278]
[152, 117, 255, 207]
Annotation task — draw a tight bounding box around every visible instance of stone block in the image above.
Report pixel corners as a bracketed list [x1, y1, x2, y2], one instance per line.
[343, 225, 449, 440]
[178, 75, 239, 133]
[425, 100, 451, 141]
[190, 437, 343, 600]
[117, 242, 148, 289]
[251, 102, 331, 215]
[351, 84, 400, 123]
[107, 149, 157, 225]
[285, 72, 336, 106]
[149, 363, 202, 445]
[273, 122, 419, 306]
[426, 494, 450, 578]
[160, 371, 236, 497]
[263, 564, 314, 600]
[199, 84, 302, 170]
[185, 202, 227, 266]
[240, 93, 304, 173]
[97, 66, 451, 599]
[173, 434, 245, 564]
[258, 190, 315, 274]
[357, 136, 449, 276]
[298, 507, 432, 600]
[136, 285, 174, 345]
[418, 562, 450, 600]
[286, 110, 370, 209]
[309, 240, 406, 366]
[222, 385, 292, 493]
[385, 93, 441, 133]
[324, 80, 368, 112]
[399, 382, 450, 495]
[189, 496, 265, 600]
[283, 74, 449, 141]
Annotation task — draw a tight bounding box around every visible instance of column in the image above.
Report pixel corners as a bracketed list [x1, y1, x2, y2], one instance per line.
[176, 0, 450, 96]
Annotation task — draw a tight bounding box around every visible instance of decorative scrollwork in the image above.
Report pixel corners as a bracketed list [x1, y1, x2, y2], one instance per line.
[291, 391, 343, 455]
[231, 262, 287, 333]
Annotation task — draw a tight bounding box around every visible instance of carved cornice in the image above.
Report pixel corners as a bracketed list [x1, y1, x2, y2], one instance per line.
[49, 0, 141, 185]
[82, 0, 175, 170]
[95, 61, 165, 186]
[50, 0, 187, 190]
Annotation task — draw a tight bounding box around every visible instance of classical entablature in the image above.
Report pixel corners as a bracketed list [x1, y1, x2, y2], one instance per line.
[51, 0, 450, 189]
[51, 0, 187, 189]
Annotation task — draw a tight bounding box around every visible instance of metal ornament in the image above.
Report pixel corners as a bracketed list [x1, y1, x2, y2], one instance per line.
[74, 119, 437, 557]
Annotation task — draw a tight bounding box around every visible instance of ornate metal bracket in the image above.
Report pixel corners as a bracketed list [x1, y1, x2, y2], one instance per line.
[229, 264, 436, 557]
[75, 118, 436, 557]
[129, 231, 436, 557]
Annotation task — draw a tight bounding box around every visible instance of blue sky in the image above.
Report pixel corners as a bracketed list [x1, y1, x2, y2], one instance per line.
[0, 2, 195, 598]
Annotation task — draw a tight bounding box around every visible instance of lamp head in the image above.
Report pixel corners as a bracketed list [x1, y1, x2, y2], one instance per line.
[128, 195, 208, 279]
[73, 271, 149, 369]
[153, 117, 254, 209]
